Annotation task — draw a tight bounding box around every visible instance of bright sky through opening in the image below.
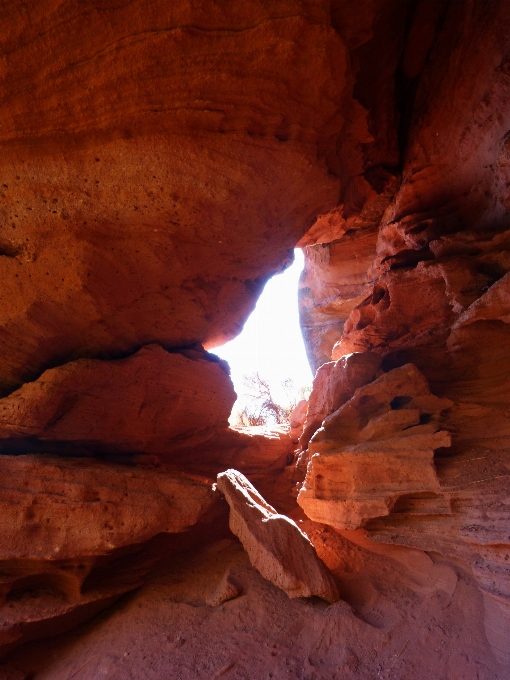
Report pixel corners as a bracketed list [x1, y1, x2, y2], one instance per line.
[213, 249, 313, 414]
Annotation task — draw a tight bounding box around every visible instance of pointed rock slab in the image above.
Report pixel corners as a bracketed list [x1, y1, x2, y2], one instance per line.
[216, 469, 339, 603]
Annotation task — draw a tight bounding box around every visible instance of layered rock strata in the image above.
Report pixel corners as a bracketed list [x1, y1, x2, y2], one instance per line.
[0, 454, 216, 655]
[0, 0, 347, 394]
[295, 1, 510, 666]
[299, 350, 381, 450]
[0, 344, 235, 459]
[298, 363, 452, 529]
[1, 0, 510, 677]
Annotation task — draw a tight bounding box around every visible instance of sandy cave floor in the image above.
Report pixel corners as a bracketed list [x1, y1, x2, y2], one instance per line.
[2, 536, 504, 680]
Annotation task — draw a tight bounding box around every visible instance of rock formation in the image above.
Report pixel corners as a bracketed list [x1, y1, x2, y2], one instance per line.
[0, 0, 344, 394]
[0, 344, 235, 459]
[217, 469, 339, 602]
[299, 350, 381, 450]
[298, 363, 452, 529]
[1, 0, 510, 678]
[0, 454, 216, 655]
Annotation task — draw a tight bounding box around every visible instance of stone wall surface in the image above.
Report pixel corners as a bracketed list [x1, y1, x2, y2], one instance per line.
[1, 1, 510, 679]
[0, 0, 347, 392]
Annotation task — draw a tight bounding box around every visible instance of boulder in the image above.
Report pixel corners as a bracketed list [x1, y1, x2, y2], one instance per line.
[216, 469, 338, 603]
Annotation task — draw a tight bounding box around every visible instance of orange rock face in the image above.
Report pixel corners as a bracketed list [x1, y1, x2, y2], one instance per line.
[1, 0, 510, 677]
[298, 364, 452, 529]
[0, 453, 217, 655]
[299, 351, 381, 450]
[295, 1, 510, 669]
[0, 455, 216, 561]
[0, 344, 235, 459]
[0, 0, 345, 393]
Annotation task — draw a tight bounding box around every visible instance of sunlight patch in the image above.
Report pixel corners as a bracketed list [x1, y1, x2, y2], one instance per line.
[213, 249, 312, 426]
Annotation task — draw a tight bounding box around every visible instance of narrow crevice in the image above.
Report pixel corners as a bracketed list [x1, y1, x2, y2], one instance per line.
[394, 0, 452, 168]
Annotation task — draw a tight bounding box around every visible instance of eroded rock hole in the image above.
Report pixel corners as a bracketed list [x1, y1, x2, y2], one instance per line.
[390, 395, 413, 409]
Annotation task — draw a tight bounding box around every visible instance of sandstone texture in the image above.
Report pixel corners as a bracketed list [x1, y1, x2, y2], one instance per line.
[3, 537, 502, 680]
[0, 454, 216, 655]
[217, 469, 338, 602]
[0, 455, 215, 560]
[299, 350, 381, 450]
[1, 0, 510, 678]
[0, 0, 345, 394]
[0, 344, 234, 458]
[293, 1, 510, 670]
[298, 363, 452, 529]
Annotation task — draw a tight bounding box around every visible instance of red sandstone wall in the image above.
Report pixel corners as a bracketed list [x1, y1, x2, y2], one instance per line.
[0, 2, 509, 678]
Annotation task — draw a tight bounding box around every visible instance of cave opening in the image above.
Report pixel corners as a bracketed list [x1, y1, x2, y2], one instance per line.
[214, 248, 312, 426]
[1, 1, 509, 675]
